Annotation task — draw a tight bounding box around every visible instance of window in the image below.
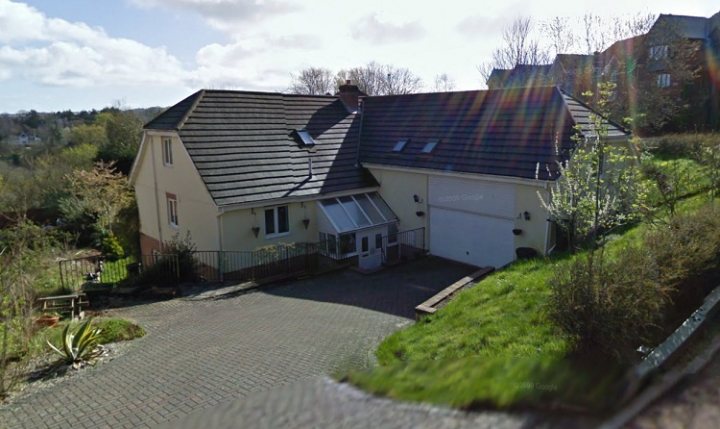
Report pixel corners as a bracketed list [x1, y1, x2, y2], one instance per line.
[264, 206, 289, 237]
[421, 140, 439, 153]
[162, 137, 173, 166]
[657, 73, 671, 88]
[166, 194, 178, 227]
[375, 233, 383, 250]
[392, 139, 408, 152]
[388, 223, 398, 244]
[649, 45, 669, 60]
[295, 129, 316, 147]
[361, 236, 369, 253]
[338, 233, 356, 255]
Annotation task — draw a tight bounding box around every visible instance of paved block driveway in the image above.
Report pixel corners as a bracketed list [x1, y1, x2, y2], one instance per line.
[1, 258, 475, 429]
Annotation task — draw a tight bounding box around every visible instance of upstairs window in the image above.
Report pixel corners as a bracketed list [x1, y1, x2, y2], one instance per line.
[264, 205, 289, 237]
[421, 139, 439, 153]
[392, 139, 408, 152]
[162, 137, 173, 166]
[657, 73, 671, 88]
[649, 45, 669, 60]
[166, 193, 178, 227]
[295, 129, 316, 147]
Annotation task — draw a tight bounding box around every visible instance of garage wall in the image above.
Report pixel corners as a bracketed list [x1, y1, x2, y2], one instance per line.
[365, 168, 429, 242]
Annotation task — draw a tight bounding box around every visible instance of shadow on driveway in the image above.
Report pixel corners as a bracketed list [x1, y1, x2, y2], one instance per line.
[252, 256, 476, 319]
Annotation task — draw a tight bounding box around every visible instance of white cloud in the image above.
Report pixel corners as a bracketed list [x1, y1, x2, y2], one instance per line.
[0, 0, 192, 88]
[351, 13, 425, 43]
[130, 0, 300, 32]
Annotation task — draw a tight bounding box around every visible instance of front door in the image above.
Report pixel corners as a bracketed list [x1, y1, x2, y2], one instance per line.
[357, 228, 384, 271]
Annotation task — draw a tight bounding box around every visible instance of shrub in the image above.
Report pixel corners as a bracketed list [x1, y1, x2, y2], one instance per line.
[644, 204, 720, 290]
[136, 232, 197, 286]
[46, 318, 102, 368]
[100, 233, 124, 261]
[549, 249, 671, 361]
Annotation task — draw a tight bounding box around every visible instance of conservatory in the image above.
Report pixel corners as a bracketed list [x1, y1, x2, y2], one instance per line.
[317, 192, 399, 270]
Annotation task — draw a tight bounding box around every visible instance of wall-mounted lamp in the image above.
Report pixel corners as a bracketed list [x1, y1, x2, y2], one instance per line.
[251, 226, 260, 238]
[523, 211, 531, 221]
[413, 194, 423, 203]
[302, 218, 310, 229]
[416, 211, 425, 217]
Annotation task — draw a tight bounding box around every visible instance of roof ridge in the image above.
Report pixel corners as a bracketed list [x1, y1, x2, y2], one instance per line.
[557, 88, 630, 136]
[177, 89, 205, 131]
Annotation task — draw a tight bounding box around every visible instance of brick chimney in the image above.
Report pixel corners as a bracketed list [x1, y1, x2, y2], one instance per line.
[337, 80, 365, 113]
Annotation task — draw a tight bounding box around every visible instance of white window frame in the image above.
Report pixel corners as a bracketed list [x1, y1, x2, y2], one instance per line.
[162, 137, 173, 166]
[650, 45, 669, 60]
[264, 205, 290, 238]
[166, 194, 178, 227]
[656, 73, 671, 88]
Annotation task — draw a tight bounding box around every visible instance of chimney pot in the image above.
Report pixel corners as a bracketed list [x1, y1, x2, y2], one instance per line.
[337, 80, 365, 114]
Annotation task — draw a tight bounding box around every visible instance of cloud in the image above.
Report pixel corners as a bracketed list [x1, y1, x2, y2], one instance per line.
[351, 13, 425, 43]
[0, 0, 192, 88]
[130, 0, 301, 32]
[456, 14, 506, 37]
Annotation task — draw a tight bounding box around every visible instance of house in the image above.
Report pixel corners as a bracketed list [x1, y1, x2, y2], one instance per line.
[130, 85, 628, 270]
[486, 10, 720, 131]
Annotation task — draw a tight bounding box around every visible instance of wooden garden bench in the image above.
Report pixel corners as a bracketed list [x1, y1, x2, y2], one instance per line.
[37, 293, 89, 319]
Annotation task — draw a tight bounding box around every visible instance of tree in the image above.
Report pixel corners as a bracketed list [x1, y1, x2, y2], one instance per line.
[538, 83, 646, 250]
[542, 17, 576, 56]
[68, 123, 108, 148]
[432, 73, 456, 92]
[96, 111, 143, 173]
[289, 67, 336, 95]
[478, 17, 550, 84]
[59, 162, 134, 244]
[336, 62, 423, 96]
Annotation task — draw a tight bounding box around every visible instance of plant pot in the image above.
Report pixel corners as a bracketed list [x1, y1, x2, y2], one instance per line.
[35, 315, 60, 328]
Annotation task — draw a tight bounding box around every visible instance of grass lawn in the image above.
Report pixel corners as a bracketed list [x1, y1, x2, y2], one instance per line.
[347, 195, 714, 411]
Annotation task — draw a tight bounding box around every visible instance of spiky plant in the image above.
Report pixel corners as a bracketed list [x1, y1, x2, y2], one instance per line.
[47, 319, 102, 368]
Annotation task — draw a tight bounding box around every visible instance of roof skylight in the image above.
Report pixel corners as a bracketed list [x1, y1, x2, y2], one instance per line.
[422, 140, 439, 153]
[296, 129, 316, 146]
[392, 139, 408, 152]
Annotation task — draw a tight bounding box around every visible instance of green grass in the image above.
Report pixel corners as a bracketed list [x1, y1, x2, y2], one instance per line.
[348, 195, 715, 411]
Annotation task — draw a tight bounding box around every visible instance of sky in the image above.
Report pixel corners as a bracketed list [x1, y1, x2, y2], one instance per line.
[0, 0, 718, 113]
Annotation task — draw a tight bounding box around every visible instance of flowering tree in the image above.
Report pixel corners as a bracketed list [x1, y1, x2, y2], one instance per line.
[539, 83, 646, 251]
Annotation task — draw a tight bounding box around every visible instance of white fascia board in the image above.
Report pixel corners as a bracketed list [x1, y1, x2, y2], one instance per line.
[362, 163, 552, 188]
[217, 186, 381, 215]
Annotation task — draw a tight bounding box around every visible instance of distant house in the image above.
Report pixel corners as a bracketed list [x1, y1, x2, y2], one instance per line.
[487, 10, 720, 130]
[14, 132, 40, 146]
[130, 85, 628, 270]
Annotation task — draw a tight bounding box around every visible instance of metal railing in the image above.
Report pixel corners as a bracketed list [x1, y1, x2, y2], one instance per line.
[382, 227, 426, 265]
[58, 230, 426, 290]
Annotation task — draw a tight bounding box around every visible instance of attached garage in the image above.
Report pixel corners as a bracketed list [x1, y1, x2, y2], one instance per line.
[428, 176, 517, 268]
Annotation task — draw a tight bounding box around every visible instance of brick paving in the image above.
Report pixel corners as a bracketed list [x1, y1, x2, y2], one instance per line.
[0, 258, 478, 429]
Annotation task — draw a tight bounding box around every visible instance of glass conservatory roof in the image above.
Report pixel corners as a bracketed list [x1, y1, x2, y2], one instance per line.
[318, 192, 398, 233]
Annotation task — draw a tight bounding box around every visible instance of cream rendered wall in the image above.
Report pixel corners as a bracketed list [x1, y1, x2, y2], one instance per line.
[366, 168, 429, 243]
[513, 184, 552, 254]
[367, 166, 552, 256]
[133, 132, 220, 251]
[220, 201, 318, 251]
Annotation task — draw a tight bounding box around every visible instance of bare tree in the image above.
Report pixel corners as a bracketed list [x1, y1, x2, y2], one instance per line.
[477, 17, 550, 85]
[336, 62, 423, 96]
[542, 16, 576, 56]
[582, 12, 656, 54]
[433, 73, 456, 92]
[289, 67, 336, 95]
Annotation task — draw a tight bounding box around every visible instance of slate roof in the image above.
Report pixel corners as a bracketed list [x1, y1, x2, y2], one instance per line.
[655, 14, 711, 40]
[358, 86, 628, 181]
[144, 90, 376, 207]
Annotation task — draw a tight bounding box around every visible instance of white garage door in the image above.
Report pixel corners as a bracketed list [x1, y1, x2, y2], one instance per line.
[429, 176, 516, 268]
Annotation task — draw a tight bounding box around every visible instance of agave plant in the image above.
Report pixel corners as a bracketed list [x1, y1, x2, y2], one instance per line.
[47, 319, 103, 367]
